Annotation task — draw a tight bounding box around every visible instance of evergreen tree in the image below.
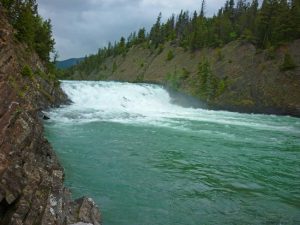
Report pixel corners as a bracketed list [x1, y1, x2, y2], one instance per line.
[149, 12, 163, 48]
[66, 0, 300, 75]
[34, 18, 55, 61]
[200, 0, 206, 18]
[257, 0, 278, 47]
[118, 36, 126, 55]
[291, 0, 300, 38]
[1, 0, 55, 63]
[274, 0, 294, 43]
[137, 28, 146, 43]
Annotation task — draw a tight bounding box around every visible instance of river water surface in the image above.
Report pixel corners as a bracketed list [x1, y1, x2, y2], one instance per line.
[45, 80, 300, 225]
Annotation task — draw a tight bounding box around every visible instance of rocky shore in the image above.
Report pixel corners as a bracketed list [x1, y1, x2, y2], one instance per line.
[0, 6, 101, 225]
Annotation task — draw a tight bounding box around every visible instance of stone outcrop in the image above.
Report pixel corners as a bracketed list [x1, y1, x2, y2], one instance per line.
[0, 6, 101, 225]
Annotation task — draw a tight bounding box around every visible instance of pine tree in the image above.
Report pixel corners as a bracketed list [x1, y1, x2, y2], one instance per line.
[274, 0, 294, 43]
[34, 17, 55, 61]
[137, 28, 146, 43]
[291, 0, 300, 38]
[200, 0, 206, 18]
[149, 12, 163, 48]
[1, 0, 55, 63]
[118, 36, 126, 55]
[257, 0, 277, 47]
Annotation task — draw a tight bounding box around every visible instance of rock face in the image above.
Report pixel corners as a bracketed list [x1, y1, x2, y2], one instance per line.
[0, 7, 100, 225]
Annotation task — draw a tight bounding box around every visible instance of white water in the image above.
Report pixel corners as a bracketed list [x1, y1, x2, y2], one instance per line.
[48, 80, 299, 134]
[45, 80, 300, 225]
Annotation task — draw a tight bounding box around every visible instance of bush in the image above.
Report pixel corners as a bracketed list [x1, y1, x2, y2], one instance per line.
[265, 47, 276, 60]
[112, 61, 117, 73]
[135, 73, 144, 82]
[166, 71, 180, 89]
[181, 67, 190, 79]
[241, 29, 255, 43]
[280, 53, 297, 71]
[166, 50, 174, 61]
[157, 44, 164, 54]
[21, 65, 33, 78]
[216, 48, 223, 61]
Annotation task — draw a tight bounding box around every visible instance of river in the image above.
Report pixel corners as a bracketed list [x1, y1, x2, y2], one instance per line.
[44, 80, 300, 225]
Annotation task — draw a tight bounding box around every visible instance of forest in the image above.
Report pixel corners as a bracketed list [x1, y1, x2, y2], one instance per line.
[65, 0, 300, 75]
[0, 0, 55, 64]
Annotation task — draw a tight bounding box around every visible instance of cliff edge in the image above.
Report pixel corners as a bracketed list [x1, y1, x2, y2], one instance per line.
[0, 6, 100, 225]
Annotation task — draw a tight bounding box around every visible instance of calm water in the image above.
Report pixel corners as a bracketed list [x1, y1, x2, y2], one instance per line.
[45, 81, 300, 225]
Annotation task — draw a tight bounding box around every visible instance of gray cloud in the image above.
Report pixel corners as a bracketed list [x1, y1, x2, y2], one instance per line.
[38, 0, 226, 60]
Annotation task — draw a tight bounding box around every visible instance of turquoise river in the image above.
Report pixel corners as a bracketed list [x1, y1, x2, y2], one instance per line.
[44, 81, 300, 225]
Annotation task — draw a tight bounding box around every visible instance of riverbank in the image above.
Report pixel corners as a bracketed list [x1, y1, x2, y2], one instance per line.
[0, 6, 100, 225]
[66, 40, 300, 117]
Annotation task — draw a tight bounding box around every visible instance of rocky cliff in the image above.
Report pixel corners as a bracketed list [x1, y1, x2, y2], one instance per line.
[69, 40, 300, 117]
[0, 7, 100, 225]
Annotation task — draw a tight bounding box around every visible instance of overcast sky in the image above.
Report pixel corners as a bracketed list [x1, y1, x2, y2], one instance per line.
[38, 0, 227, 60]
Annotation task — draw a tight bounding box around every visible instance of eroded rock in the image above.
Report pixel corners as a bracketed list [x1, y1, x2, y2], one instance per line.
[0, 5, 101, 225]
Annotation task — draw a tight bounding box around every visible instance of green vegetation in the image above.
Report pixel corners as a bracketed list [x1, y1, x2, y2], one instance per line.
[181, 67, 190, 79]
[197, 58, 227, 100]
[66, 0, 300, 77]
[21, 64, 33, 78]
[1, 0, 55, 64]
[166, 50, 174, 61]
[157, 44, 164, 54]
[165, 71, 180, 90]
[265, 47, 276, 60]
[280, 53, 297, 71]
[165, 67, 190, 90]
[135, 73, 144, 83]
[112, 61, 117, 73]
[8, 74, 30, 98]
[216, 48, 224, 61]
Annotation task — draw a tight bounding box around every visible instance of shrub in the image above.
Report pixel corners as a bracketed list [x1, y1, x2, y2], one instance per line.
[265, 47, 276, 60]
[166, 50, 174, 61]
[158, 44, 164, 54]
[112, 61, 117, 73]
[135, 73, 144, 82]
[241, 29, 255, 42]
[21, 65, 33, 78]
[181, 67, 190, 79]
[166, 72, 180, 89]
[230, 32, 237, 40]
[216, 48, 223, 61]
[280, 53, 297, 71]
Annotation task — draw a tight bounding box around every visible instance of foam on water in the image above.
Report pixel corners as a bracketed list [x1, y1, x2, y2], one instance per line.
[47, 80, 299, 134]
[45, 80, 300, 225]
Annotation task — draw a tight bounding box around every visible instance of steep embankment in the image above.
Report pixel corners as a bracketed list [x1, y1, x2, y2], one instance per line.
[0, 7, 100, 225]
[70, 40, 300, 117]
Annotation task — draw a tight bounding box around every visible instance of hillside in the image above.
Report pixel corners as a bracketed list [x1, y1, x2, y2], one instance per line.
[0, 4, 100, 225]
[64, 0, 300, 117]
[56, 58, 84, 69]
[65, 39, 300, 117]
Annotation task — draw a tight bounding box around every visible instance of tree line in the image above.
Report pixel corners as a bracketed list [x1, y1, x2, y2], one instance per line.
[1, 0, 55, 63]
[65, 0, 300, 76]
